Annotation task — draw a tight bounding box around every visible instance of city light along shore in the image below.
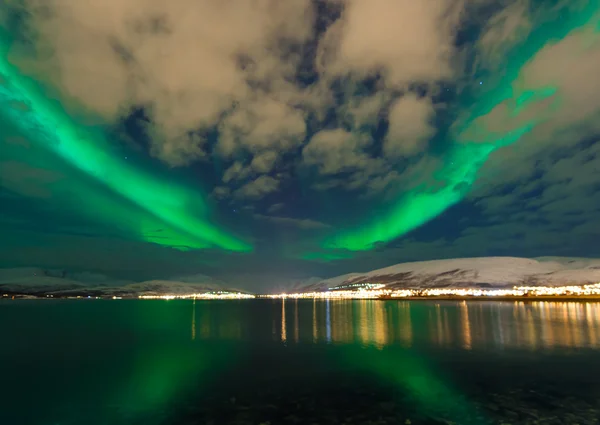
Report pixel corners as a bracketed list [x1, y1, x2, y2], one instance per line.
[5, 283, 600, 301]
[138, 291, 255, 300]
[262, 282, 600, 300]
[136, 282, 600, 300]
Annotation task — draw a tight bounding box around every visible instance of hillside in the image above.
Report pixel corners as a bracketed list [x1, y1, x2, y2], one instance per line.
[299, 257, 600, 292]
[0, 268, 240, 297]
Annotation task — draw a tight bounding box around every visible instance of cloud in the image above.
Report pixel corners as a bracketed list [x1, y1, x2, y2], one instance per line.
[6, 0, 600, 281]
[250, 150, 279, 174]
[212, 186, 231, 200]
[233, 175, 279, 200]
[11, 0, 314, 167]
[267, 203, 284, 214]
[482, 28, 600, 139]
[466, 2, 600, 147]
[217, 97, 307, 159]
[302, 124, 439, 197]
[7, 0, 473, 173]
[476, 0, 533, 67]
[253, 214, 331, 230]
[302, 128, 378, 175]
[219, 149, 281, 185]
[384, 94, 436, 157]
[466, 17, 600, 187]
[316, 0, 463, 87]
[518, 26, 600, 135]
[222, 162, 253, 184]
[5, 0, 502, 207]
[476, 0, 585, 69]
[415, 136, 600, 264]
[474, 139, 600, 227]
[340, 92, 389, 129]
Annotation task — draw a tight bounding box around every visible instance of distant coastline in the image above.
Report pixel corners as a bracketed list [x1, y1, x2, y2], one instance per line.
[379, 294, 600, 302]
[5, 293, 600, 302]
[4, 257, 600, 301]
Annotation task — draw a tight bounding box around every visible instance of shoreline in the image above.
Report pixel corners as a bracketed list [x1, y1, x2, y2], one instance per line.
[4, 294, 600, 302]
[378, 295, 600, 302]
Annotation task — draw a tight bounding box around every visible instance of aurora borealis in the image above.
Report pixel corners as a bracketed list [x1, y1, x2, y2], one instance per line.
[0, 29, 251, 253]
[323, 2, 600, 251]
[1, 0, 600, 285]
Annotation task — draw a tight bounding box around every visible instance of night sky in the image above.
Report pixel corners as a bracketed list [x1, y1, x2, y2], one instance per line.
[1, 0, 600, 290]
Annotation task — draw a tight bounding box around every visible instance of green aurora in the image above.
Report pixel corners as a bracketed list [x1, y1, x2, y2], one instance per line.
[1, 2, 598, 261]
[0, 31, 251, 253]
[320, 1, 600, 254]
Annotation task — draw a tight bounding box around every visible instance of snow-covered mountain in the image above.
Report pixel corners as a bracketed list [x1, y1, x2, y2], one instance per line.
[0, 268, 240, 296]
[5, 257, 600, 296]
[299, 257, 600, 292]
[0, 268, 88, 294]
[116, 277, 248, 296]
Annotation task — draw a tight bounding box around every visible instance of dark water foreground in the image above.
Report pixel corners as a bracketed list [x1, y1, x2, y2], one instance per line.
[1, 299, 600, 425]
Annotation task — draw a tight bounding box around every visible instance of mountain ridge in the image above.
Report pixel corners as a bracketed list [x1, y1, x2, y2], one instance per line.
[0, 267, 245, 296]
[3, 256, 600, 296]
[295, 256, 600, 293]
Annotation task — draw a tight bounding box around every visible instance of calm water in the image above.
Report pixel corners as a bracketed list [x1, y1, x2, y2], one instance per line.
[2, 299, 600, 425]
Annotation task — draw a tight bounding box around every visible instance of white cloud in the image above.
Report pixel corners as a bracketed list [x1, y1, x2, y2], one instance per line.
[463, 16, 600, 184]
[302, 128, 377, 175]
[11, 0, 599, 209]
[476, 0, 532, 67]
[217, 97, 307, 158]
[316, 0, 463, 87]
[251, 150, 279, 174]
[223, 162, 253, 184]
[476, 0, 587, 69]
[234, 175, 279, 199]
[302, 125, 440, 197]
[341, 92, 390, 129]
[12, 0, 314, 166]
[516, 25, 600, 136]
[9, 0, 468, 172]
[384, 94, 436, 157]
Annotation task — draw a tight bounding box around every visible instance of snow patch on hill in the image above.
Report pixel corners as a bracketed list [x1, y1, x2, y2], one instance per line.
[0, 268, 238, 296]
[301, 257, 600, 292]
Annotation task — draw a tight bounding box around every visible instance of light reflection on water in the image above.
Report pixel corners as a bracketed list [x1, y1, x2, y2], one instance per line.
[3, 299, 600, 425]
[189, 299, 600, 350]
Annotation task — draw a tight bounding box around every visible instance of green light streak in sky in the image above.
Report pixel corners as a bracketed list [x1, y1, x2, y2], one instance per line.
[323, 3, 600, 252]
[0, 33, 251, 252]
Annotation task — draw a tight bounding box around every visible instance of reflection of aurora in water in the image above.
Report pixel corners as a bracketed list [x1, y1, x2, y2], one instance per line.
[272, 300, 600, 422]
[141, 298, 600, 350]
[3, 300, 600, 425]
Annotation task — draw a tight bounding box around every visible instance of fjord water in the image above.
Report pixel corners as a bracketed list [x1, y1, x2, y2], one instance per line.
[2, 300, 600, 425]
